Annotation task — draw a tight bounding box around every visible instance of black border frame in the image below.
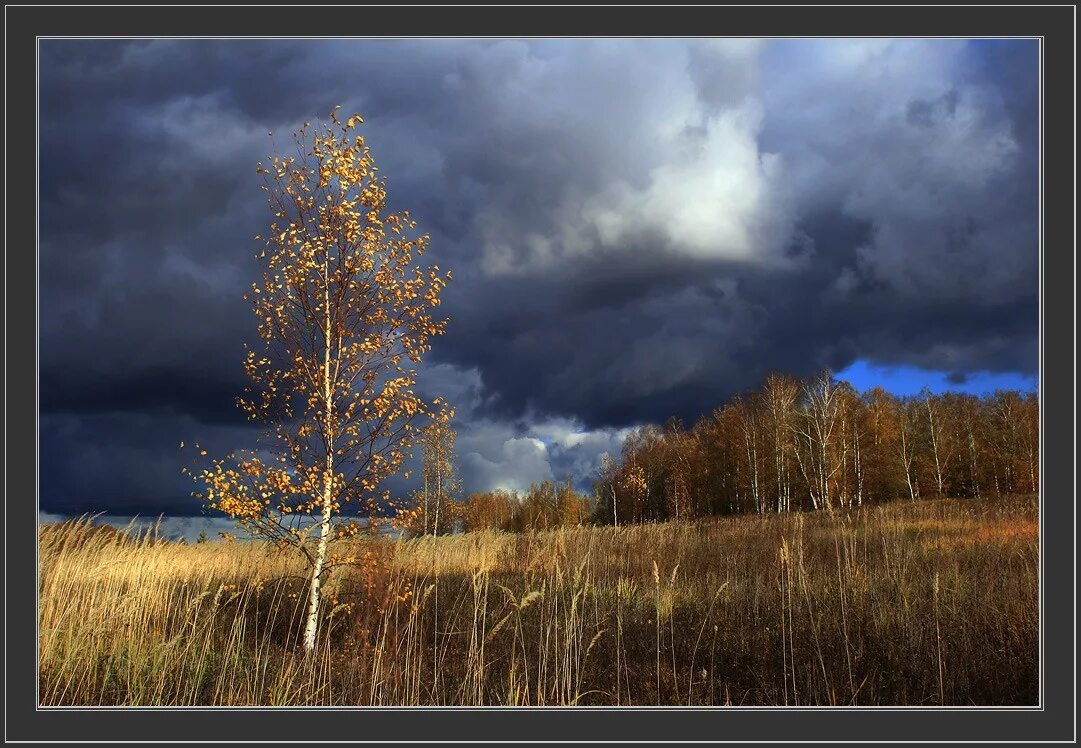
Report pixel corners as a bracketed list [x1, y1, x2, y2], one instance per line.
[5, 4, 1075, 743]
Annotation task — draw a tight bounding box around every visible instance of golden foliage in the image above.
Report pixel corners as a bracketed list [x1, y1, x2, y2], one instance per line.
[189, 109, 452, 562]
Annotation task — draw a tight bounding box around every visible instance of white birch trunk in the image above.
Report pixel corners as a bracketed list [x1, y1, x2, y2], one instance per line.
[900, 426, 916, 501]
[303, 267, 335, 653]
[925, 397, 945, 498]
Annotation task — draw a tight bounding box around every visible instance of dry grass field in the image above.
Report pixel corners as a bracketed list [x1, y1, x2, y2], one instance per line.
[39, 495, 1038, 706]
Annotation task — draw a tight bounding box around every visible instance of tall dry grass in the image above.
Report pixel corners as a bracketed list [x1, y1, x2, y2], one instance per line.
[39, 495, 1038, 706]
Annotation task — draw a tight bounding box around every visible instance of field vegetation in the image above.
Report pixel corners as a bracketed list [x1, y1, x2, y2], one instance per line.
[40, 494, 1038, 706]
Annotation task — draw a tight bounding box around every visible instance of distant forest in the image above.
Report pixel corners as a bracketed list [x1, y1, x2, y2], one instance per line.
[453, 370, 1038, 533]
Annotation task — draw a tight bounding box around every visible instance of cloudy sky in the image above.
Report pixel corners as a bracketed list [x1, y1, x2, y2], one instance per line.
[39, 38, 1038, 531]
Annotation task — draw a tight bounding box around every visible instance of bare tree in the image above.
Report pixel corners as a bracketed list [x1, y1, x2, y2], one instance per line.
[597, 453, 620, 527]
[896, 398, 922, 501]
[791, 371, 844, 511]
[762, 373, 799, 512]
[1019, 392, 1039, 494]
[921, 389, 954, 498]
[732, 397, 763, 513]
[417, 407, 461, 535]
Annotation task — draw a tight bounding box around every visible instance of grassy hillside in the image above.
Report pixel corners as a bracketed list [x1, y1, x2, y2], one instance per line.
[39, 495, 1038, 706]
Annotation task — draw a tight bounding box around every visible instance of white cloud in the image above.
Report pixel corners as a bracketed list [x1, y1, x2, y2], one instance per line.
[462, 436, 554, 493]
[456, 411, 635, 495]
[581, 103, 791, 263]
[469, 39, 796, 275]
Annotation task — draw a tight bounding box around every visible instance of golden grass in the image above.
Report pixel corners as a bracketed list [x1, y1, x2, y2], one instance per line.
[39, 495, 1038, 706]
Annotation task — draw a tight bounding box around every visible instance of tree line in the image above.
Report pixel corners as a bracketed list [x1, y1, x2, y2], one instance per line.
[402, 369, 1039, 536]
[458, 480, 592, 533]
[590, 371, 1038, 526]
[402, 470, 592, 536]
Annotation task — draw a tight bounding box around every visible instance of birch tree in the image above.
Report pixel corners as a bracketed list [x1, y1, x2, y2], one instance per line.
[762, 373, 799, 512]
[416, 407, 462, 535]
[836, 382, 863, 508]
[191, 109, 451, 653]
[920, 388, 954, 498]
[896, 398, 922, 501]
[791, 371, 844, 511]
[955, 394, 984, 498]
[597, 453, 621, 527]
[732, 396, 763, 514]
[1019, 392, 1039, 494]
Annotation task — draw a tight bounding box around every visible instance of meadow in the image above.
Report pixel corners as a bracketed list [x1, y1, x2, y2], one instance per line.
[39, 495, 1038, 706]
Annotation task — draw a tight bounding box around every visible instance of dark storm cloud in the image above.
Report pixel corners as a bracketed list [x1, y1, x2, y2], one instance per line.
[39, 39, 1038, 515]
[40, 411, 256, 516]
